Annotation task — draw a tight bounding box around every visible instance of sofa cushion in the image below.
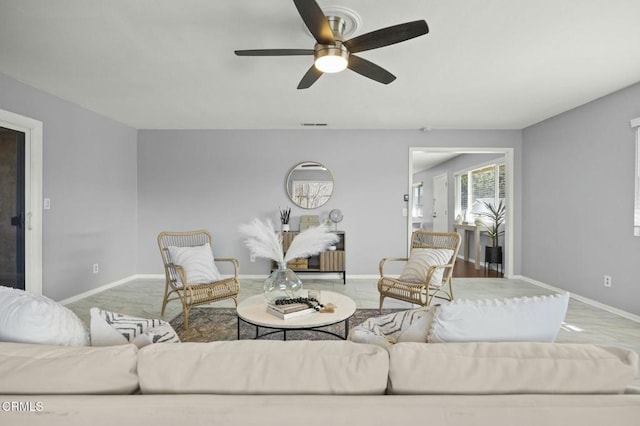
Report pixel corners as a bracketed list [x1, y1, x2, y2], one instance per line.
[0, 286, 88, 346]
[138, 340, 389, 395]
[399, 248, 453, 287]
[0, 342, 139, 394]
[387, 342, 638, 395]
[428, 293, 569, 343]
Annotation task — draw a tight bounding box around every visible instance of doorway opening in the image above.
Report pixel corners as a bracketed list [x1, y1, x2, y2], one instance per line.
[0, 109, 43, 295]
[0, 127, 26, 289]
[408, 147, 515, 278]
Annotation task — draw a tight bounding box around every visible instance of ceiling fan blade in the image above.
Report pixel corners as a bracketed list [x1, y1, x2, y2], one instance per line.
[297, 65, 323, 89]
[348, 55, 396, 85]
[293, 0, 334, 44]
[235, 49, 314, 56]
[345, 20, 428, 53]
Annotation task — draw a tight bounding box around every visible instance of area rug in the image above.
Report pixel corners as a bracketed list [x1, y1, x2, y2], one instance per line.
[170, 308, 401, 342]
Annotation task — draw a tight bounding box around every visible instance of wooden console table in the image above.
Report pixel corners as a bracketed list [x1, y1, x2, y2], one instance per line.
[452, 223, 481, 270]
[273, 231, 346, 284]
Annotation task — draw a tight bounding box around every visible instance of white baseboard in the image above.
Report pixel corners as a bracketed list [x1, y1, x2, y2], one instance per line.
[59, 275, 139, 305]
[515, 275, 640, 324]
[60, 273, 383, 306]
[67, 272, 638, 326]
[134, 274, 164, 280]
[347, 274, 379, 279]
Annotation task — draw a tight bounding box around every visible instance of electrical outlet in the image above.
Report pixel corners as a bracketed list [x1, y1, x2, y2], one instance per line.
[93, 264, 99, 274]
[250, 253, 256, 263]
[603, 275, 612, 287]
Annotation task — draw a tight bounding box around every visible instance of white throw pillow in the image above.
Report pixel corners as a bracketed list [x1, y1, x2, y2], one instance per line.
[399, 248, 454, 287]
[90, 308, 180, 348]
[428, 293, 570, 343]
[0, 286, 88, 346]
[167, 243, 222, 286]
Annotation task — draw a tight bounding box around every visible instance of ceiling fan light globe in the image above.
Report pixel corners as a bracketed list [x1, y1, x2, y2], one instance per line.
[314, 44, 349, 73]
[315, 55, 348, 73]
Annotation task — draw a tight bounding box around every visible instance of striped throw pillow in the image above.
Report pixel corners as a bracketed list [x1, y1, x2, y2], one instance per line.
[90, 308, 180, 348]
[399, 248, 454, 287]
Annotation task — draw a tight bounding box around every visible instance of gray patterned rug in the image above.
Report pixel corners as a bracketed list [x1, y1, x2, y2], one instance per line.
[170, 307, 400, 342]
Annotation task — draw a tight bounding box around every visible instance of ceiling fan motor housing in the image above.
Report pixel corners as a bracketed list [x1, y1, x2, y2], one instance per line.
[314, 16, 349, 72]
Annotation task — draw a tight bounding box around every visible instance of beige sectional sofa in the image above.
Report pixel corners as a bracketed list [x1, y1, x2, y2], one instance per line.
[1, 340, 639, 426]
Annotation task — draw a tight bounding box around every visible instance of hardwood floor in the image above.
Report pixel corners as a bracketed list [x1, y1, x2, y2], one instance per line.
[453, 259, 503, 278]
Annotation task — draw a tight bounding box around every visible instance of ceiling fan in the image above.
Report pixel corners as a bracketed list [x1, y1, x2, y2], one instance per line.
[234, 0, 428, 89]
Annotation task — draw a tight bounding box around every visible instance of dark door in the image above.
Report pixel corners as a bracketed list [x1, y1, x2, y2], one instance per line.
[0, 127, 26, 290]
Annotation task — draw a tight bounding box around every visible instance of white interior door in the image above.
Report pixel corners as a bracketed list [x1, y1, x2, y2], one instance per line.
[432, 174, 448, 232]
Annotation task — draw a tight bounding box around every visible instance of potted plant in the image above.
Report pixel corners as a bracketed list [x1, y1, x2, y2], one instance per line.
[280, 207, 291, 232]
[481, 200, 505, 268]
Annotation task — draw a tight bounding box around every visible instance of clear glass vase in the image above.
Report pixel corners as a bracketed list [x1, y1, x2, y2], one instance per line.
[263, 262, 303, 302]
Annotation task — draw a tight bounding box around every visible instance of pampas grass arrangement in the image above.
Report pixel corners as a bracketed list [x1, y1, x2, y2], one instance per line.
[238, 218, 284, 264]
[283, 223, 338, 263]
[238, 217, 339, 265]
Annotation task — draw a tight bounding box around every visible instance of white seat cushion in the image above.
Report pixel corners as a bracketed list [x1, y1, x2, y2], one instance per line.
[399, 248, 453, 287]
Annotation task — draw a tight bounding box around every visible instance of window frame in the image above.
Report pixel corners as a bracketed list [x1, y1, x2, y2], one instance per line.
[412, 182, 424, 218]
[454, 160, 505, 222]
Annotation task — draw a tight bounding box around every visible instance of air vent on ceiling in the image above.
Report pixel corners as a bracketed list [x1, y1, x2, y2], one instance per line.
[300, 123, 328, 127]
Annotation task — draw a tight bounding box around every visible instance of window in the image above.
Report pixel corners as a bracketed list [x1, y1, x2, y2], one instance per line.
[455, 162, 505, 220]
[412, 182, 424, 218]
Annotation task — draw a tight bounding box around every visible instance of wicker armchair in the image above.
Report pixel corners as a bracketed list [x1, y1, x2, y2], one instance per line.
[378, 230, 461, 312]
[157, 230, 240, 329]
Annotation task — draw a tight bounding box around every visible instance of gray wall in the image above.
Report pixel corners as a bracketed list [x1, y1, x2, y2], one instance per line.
[137, 129, 522, 276]
[0, 73, 138, 301]
[522, 82, 640, 315]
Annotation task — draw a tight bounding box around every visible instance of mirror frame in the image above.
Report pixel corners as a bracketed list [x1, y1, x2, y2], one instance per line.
[285, 161, 334, 209]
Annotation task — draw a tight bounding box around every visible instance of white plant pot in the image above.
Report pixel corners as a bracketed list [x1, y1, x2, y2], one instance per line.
[282, 224, 290, 232]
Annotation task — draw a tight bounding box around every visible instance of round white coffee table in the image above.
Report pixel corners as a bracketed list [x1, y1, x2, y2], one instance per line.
[236, 291, 356, 340]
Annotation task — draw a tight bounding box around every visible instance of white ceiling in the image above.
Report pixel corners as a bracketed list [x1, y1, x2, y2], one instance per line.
[1, 0, 639, 130]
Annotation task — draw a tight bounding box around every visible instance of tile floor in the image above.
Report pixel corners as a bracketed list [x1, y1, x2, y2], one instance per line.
[66, 276, 640, 386]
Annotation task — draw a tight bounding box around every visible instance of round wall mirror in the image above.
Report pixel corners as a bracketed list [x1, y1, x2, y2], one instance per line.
[286, 162, 334, 209]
